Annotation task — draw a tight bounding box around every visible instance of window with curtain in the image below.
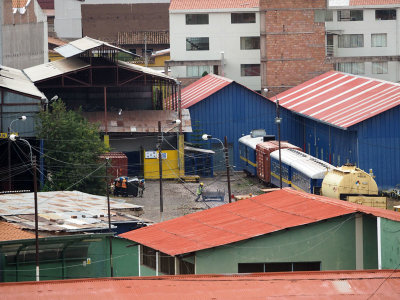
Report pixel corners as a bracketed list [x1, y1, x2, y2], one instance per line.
[338, 34, 364, 48]
[372, 62, 388, 74]
[186, 65, 210, 77]
[240, 37, 260, 50]
[371, 33, 387, 47]
[337, 62, 365, 74]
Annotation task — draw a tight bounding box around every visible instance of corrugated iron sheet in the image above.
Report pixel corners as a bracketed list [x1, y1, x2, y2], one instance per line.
[82, 109, 192, 133]
[0, 65, 45, 99]
[170, 0, 259, 10]
[1, 270, 400, 299]
[275, 71, 400, 129]
[23, 57, 90, 83]
[181, 74, 232, 108]
[0, 191, 144, 233]
[54, 36, 137, 58]
[117, 60, 174, 81]
[120, 188, 400, 256]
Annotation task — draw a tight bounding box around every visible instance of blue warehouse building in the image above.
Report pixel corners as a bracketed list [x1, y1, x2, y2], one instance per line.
[181, 74, 303, 171]
[275, 71, 400, 191]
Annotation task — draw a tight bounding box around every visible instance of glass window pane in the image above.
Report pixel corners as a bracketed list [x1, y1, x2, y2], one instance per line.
[376, 9, 396, 20]
[240, 37, 260, 50]
[338, 34, 363, 48]
[231, 13, 256, 24]
[186, 37, 209, 51]
[372, 62, 388, 74]
[371, 33, 387, 47]
[186, 14, 209, 25]
[338, 10, 363, 21]
[240, 64, 260, 76]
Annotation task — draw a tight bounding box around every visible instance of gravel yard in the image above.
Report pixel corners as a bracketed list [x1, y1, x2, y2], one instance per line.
[124, 172, 266, 223]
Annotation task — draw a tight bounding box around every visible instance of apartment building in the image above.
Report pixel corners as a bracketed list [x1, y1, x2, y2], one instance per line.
[168, 0, 261, 91]
[326, 0, 400, 82]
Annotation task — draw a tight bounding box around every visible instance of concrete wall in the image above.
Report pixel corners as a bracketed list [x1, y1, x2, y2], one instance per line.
[381, 218, 400, 269]
[55, 0, 170, 39]
[1, 0, 48, 69]
[326, 8, 400, 82]
[170, 10, 261, 91]
[195, 214, 380, 274]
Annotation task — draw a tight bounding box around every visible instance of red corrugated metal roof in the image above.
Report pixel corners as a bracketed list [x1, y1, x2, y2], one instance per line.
[274, 71, 400, 129]
[2, 270, 400, 299]
[170, 0, 259, 10]
[181, 74, 233, 108]
[120, 188, 400, 256]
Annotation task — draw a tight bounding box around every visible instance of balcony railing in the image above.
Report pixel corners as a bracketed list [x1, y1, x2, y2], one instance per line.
[118, 31, 170, 45]
[326, 44, 335, 57]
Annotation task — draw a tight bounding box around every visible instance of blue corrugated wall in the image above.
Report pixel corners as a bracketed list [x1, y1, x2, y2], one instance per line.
[185, 83, 303, 171]
[353, 105, 400, 191]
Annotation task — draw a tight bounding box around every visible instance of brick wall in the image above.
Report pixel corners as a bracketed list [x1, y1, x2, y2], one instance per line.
[260, 0, 333, 95]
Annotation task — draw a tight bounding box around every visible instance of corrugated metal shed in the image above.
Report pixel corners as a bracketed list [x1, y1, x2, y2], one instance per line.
[275, 71, 400, 129]
[82, 109, 192, 133]
[0, 191, 145, 233]
[2, 270, 400, 299]
[184, 76, 302, 171]
[181, 74, 232, 108]
[23, 57, 90, 83]
[120, 188, 400, 256]
[54, 36, 137, 58]
[0, 65, 45, 99]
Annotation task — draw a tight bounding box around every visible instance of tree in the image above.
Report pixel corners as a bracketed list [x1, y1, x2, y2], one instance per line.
[36, 100, 109, 194]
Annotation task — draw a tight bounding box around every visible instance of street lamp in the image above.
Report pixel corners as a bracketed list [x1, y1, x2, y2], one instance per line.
[8, 116, 27, 191]
[9, 134, 40, 281]
[264, 88, 282, 189]
[202, 134, 232, 203]
[158, 119, 181, 221]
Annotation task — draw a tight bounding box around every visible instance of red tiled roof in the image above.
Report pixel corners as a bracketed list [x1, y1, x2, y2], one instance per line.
[37, 0, 54, 10]
[274, 71, 400, 129]
[120, 188, 400, 256]
[170, 0, 259, 10]
[350, 0, 400, 5]
[181, 74, 233, 108]
[12, 0, 30, 8]
[0, 222, 36, 241]
[1, 270, 400, 299]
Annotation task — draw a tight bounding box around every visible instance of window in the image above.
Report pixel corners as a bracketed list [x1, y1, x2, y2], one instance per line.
[186, 65, 210, 77]
[241, 64, 260, 76]
[186, 14, 209, 25]
[337, 62, 365, 75]
[238, 262, 321, 273]
[371, 33, 387, 47]
[314, 10, 333, 22]
[372, 62, 388, 74]
[376, 9, 396, 20]
[186, 37, 209, 51]
[159, 252, 175, 275]
[240, 37, 260, 50]
[231, 13, 256, 24]
[141, 245, 156, 269]
[338, 10, 363, 21]
[338, 34, 364, 48]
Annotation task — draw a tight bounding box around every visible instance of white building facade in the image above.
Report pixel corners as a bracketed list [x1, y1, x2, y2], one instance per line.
[169, 5, 261, 91]
[326, 0, 400, 82]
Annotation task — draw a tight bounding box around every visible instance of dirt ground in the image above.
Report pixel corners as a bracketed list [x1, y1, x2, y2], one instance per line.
[124, 172, 266, 223]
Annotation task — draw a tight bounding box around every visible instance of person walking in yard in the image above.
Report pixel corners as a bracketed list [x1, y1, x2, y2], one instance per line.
[121, 177, 128, 197]
[138, 179, 145, 197]
[195, 182, 204, 202]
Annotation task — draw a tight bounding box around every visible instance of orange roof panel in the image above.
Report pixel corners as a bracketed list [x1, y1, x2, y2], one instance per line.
[0, 222, 36, 241]
[170, 0, 259, 10]
[1, 270, 400, 299]
[120, 189, 400, 255]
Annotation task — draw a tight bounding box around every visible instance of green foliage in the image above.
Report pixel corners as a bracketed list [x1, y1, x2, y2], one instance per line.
[201, 71, 208, 77]
[36, 100, 109, 195]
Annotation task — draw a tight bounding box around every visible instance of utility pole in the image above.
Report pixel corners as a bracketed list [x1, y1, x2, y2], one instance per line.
[275, 98, 282, 189]
[144, 34, 148, 67]
[224, 136, 232, 203]
[32, 155, 40, 281]
[158, 121, 163, 221]
[105, 158, 113, 277]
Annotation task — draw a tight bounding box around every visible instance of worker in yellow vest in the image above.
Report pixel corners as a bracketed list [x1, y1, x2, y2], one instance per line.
[121, 177, 128, 197]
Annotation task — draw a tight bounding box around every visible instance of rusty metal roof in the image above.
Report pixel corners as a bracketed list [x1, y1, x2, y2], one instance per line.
[1, 270, 400, 299]
[23, 57, 90, 83]
[0, 191, 144, 233]
[54, 36, 137, 58]
[82, 109, 192, 133]
[0, 65, 45, 99]
[120, 188, 400, 256]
